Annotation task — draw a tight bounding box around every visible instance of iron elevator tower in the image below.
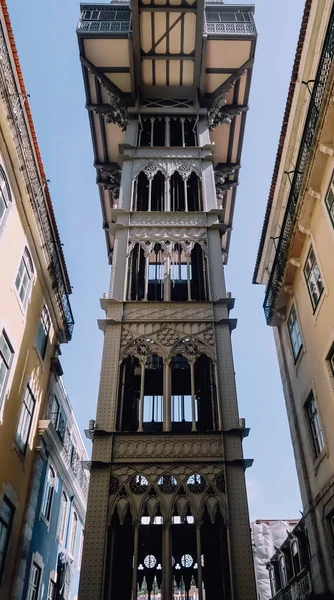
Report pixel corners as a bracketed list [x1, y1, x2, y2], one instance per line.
[77, 2, 257, 599]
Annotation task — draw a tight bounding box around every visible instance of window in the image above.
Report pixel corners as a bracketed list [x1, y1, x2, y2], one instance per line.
[69, 512, 78, 556]
[57, 491, 68, 542]
[16, 385, 36, 453]
[0, 496, 15, 581]
[27, 562, 42, 600]
[291, 540, 300, 576]
[328, 345, 334, 378]
[0, 330, 14, 408]
[287, 305, 303, 360]
[41, 465, 55, 522]
[35, 306, 50, 359]
[306, 393, 325, 456]
[15, 247, 34, 307]
[47, 577, 56, 600]
[303, 247, 324, 309]
[325, 171, 334, 226]
[78, 529, 84, 571]
[0, 166, 11, 231]
[50, 396, 66, 443]
[268, 566, 276, 598]
[279, 555, 287, 588]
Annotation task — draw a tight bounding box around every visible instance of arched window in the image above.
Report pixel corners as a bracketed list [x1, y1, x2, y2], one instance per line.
[42, 465, 55, 522]
[69, 512, 78, 557]
[135, 171, 165, 212]
[279, 555, 287, 588]
[118, 355, 141, 431]
[15, 247, 34, 307]
[170, 171, 185, 212]
[291, 540, 300, 576]
[171, 354, 193, 432]
[135, 172, 149, 211]
[269, 566, 276, 598]
[0, 166, 11, 231]
[187, 172, 202, 211]
[143, 354, 163, 432]
[194, 355, 217, 431]
[191, 244, 208, 301]
[170, 244, 189, 302]
[57, 491, 68, 543]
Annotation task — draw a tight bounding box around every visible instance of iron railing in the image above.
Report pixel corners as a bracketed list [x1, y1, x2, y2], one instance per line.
[0, 24, 74, 341]
[206, 21, 256, 35]
[77, 6, 131, 34]
[50, 411, 66, 443]
[263, 7, 334, 324]
[275, 568, 312, 600]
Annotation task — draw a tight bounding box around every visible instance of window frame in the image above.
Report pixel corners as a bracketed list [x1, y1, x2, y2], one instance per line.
[0, 495, 15, 582]
[69, 511, 78, 557]
[57, 490, 68, 544]
[14, 247, 34, 309]
[27, 561, 42, 600]
[325, 170, 334, 227]
[15, 384, 36, 454]
[287, 305, 303, 361]
[303, 246, 324, 310]
[41, 464, 55, 524]
[306, 392, 325, 457]
[35, 306, 51, 360]
[47, 576, 56, 600]
[0, 165, 12, 234]
[0, 329, 14, 409]
[327, 343, 334, 379]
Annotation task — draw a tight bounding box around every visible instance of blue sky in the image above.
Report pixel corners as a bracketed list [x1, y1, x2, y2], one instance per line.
[7, 0, 305, 519]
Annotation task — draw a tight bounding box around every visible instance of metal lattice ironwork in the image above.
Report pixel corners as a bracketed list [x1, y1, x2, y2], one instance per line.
[263, 8, 334, 324]
[0, 23, 74, 341]
[206, 22, 256, 35]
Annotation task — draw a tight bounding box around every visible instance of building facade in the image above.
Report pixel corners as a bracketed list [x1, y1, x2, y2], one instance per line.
[77, 1, 256, 599]
[251, 520, 300, 600]
[254, 0, 334, 597]
[0, 1, 74, 597]
[266, 520, 312, 600]
[13, 376, 89, 600]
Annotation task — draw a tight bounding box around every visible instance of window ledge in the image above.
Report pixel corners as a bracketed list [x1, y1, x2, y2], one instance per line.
[314, 448, 327, 474]
[40, 513, 51, 531]
[312, 289, 327, 322]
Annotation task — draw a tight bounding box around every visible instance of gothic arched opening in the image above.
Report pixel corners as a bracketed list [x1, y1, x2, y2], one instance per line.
[143, 354, 163, 432]
[171, 354, 193, 433]
[195, 355, 217, 431]
[117, 355, 140, 431]
[187, 172, 202, 211]
[190, 244, 208, 301]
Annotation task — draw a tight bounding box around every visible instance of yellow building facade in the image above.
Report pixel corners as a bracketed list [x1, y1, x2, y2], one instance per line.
[0, 2, 74, 597]
[254, 0, 334, 596]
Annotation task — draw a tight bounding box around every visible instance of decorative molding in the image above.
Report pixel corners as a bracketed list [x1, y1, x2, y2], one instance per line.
[97, 164, 121, 199]
[127, 227, 207, 256]
[132, 159, 202, 180]
[130, 213, 206, 227]
[112, 435, 223, 460]
[123, 303, 214, 322]
[131, 148, 206, 160]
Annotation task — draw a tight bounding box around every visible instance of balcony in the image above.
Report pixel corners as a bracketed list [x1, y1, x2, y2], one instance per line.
[77, 5, 131, 35]
[263, 6, 334, 324]
[205, 7, 256, 36]
[275, 568, 312, 600]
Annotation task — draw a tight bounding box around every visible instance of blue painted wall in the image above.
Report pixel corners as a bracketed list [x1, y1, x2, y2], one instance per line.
[21, 455, 84, 600]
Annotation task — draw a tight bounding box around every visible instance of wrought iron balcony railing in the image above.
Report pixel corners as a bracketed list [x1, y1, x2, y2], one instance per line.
[274, 567, 312, 600]
[205, 11, 256, 36]
[263, 5, 334, 324]
[77, 5, 131, 34]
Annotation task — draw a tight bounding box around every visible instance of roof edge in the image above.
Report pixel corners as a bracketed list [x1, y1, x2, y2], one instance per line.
[252, 0, 312, 284]
[0, 0, 72, 294]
